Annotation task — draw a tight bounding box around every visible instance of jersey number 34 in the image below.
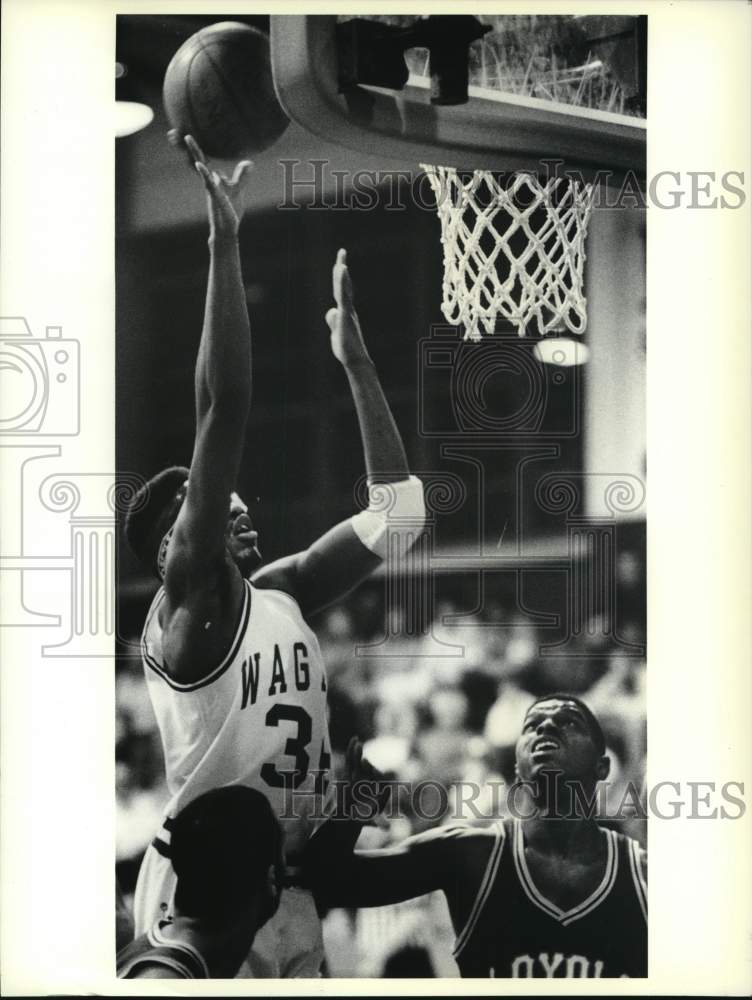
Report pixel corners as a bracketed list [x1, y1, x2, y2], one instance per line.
[260, 704, 330, 793]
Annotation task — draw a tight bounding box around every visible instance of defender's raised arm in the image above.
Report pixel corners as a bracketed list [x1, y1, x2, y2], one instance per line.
[253, 249, 425, 615]
[326, 248, 410, 483]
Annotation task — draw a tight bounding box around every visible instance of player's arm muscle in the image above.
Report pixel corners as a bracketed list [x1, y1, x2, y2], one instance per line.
[252, 520, 381, 614]
[164, 245, 249, 606]
[159, 142, 255, 682]
[164, 145, 252, 598]
[309, 828, 451, 909]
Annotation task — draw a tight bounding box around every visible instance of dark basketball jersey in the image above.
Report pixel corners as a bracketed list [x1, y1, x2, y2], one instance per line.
[454, 819, 647, 978]
[117, 920, 210, 979]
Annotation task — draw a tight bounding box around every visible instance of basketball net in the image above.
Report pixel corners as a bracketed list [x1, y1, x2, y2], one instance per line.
[421, 166, 595, 341]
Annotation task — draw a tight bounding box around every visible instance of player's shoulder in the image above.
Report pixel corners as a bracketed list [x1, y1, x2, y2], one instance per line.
[605, 824, 647, 881]
[406, 820, 504, 859]
[410, 823, 505, 913]
[249, 568, 311, 623]
[251, 552, 298, 594]
[251, 551, 327, 623]
[250, 576, 298, 605]
[117, 927, 209, 979]
[122, 961, 189, 980]
[634, 841, 647, 881]
[431, 821, 503, 842]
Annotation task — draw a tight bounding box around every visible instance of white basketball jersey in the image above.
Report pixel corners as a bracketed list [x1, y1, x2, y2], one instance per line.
[133, 580, 333, 961]
[139, 579, 333, 857]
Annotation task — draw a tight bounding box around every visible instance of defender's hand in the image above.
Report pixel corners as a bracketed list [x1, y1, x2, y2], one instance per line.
[326, 249, 371, 369]
[171, 132, 253, 239]
[298, 737, 387, 892]
[344, 736, 390, 816]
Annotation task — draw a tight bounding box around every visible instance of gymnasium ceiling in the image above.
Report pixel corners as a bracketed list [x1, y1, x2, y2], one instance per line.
[117, 14, 411, 231]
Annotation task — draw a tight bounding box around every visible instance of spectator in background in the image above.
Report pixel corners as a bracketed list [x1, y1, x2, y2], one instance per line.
[117, 570, 647, 974]
[587, 652, 647, 774]
[414, 687, 472, 786]
[116, 689, 168, 901]
[116, 879, 135, 952]
[363, 698, 418, 777]
[484, 674, 537, 784]
[459, 668, 501, 733]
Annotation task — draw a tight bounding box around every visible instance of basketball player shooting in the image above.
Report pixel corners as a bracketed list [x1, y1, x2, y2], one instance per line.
[309, 695, 647, 979]
[123, 134, 425, 977]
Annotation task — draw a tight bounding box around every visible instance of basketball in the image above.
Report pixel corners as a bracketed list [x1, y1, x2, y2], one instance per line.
[163, 22, 289, 159]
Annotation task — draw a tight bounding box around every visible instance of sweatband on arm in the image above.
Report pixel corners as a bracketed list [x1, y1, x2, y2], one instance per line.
[349, 475, 426, 560]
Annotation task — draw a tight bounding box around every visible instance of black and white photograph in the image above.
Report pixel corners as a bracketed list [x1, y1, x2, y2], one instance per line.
[0, 2, 750, 995]
[115, 13, 648, 980]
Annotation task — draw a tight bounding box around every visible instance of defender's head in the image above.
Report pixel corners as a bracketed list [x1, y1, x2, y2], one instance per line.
[123, 467, 261, 580]
[515, 693, 610, 787]
[170, 785, 283, 929]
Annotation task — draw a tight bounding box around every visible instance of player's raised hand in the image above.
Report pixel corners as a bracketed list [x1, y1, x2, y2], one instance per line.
[172, 132, 253, 239]
[332, 246, 355, 310]
[344, 736, 390, 815]
[325, 249, 372, 370]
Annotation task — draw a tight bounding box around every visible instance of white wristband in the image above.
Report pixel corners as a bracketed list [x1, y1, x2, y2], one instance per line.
[350, 475, 426, 560]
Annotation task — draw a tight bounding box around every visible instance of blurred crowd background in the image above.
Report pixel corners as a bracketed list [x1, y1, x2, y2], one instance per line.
[116, 14, 646, 976]
[117, 557, 646, 977]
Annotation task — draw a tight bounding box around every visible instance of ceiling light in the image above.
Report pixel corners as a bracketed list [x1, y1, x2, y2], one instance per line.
[115, 101, 154, 138]
[533, 337, 590, 367]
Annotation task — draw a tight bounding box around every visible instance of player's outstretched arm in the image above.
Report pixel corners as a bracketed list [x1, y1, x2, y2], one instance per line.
[302, 738, 445, 907]
[311, 829, 449, 909]
[302, 738, 495, 920]
[326, 248, 410, 483]
[253, 250, 425, 615]
[301, 738, 390, 871]
[161, 136, 254, 677]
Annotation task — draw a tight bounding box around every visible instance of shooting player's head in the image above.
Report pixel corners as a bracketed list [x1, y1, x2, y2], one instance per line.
[124, 470, 261, 579]
[123, 467, 189, 579]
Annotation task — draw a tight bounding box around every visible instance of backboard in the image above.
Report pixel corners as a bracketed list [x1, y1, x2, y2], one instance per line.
[269, 14, 646, 180]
